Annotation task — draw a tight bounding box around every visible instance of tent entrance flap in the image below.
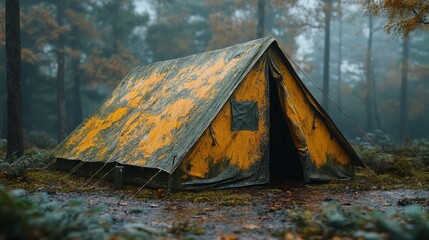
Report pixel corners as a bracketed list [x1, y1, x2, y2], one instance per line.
[269, 80, 303, 181]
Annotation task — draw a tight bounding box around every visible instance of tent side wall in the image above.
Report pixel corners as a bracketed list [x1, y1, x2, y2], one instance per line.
[56, 159, 170, 188]
[267, 48, 355, 180]
[173, 56, 270, 190]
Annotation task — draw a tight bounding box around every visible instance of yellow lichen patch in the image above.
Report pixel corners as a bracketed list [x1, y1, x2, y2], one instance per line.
[122, 71, 168, 108]
[63, 107, 128, 158]
[137, 98, 195, 157]
[116, 111, 146, 152]
[180, 59, 268, 178]
[174, 52, 242, 100]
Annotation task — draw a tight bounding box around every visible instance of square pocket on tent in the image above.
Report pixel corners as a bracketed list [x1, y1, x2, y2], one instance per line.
[231, 101, 258, 131]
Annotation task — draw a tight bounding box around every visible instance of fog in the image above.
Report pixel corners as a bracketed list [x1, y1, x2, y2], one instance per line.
[1, 0, 428, 144]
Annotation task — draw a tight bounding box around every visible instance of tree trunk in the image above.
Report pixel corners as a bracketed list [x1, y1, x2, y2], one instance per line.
[0, 45, 6, 138]
[57, 0, 67, 141]
[399, 37, 410, 141]
[365, 12, 373, 132]
[322, 0, 332, 112]
[256, 0, 265, 38]
[337, 0, 342, 125]
[372, 65, 382, 129]
[6, 0, 24, 160]
[0, 93, 5, 138]
[69, 56, 83, 131]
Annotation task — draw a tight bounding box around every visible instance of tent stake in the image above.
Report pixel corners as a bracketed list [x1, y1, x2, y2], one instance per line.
[113, 166, 124, 189]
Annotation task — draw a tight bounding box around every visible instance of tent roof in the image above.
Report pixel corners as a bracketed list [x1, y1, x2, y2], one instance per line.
[55, 36, 364, 173]
[55, 37, 275, 173]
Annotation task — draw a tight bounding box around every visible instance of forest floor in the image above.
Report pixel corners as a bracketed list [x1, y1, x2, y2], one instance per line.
[1, 168, 429, 239]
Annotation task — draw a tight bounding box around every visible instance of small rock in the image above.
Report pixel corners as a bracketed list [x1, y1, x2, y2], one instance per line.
[243, 224, 260, 230]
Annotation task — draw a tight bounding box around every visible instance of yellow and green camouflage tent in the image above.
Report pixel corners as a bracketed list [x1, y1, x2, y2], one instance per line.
[55, 37, 364, 191]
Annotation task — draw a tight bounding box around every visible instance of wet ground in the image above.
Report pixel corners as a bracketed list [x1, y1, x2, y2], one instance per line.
[49, 182, 429, 239]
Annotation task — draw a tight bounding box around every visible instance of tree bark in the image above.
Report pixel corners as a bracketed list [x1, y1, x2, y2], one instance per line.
[337, 0, 342, 125]
[0, 45, 6, 138]
[322, 0, 332, 112]
[0, 93, 5, 138]
[256, 0, 265, 38]
[6, 0, 24, 160]
[399, 37, 410, 141]
[365, 12, 373, 132]
[57, 0, 67, 141]
[69, 56, 83, 131]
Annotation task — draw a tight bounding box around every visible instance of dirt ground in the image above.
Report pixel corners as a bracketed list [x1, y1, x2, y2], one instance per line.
[48, 182, 429, 239]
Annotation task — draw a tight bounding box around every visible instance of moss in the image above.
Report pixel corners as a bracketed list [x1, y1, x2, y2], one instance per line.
[0, 170, 104, 192]
[309, 167, 429, 191]
[166, 190, 252, 206]
[217, 193, 252, 206]
[169, 222, 205, 236]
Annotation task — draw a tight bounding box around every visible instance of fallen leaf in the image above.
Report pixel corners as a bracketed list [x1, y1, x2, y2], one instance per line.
[243, 224, 260, 230]
[165, 205, 177, 211]
[219, 235, 238, 240]
[270, 206, 280, 211]
[285, 231, 303, 240]
[154, 189, 166, 199]
[119, 202, 128, 206]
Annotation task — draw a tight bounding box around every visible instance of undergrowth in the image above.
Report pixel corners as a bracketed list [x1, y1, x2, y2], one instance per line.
[0, 186, 169, 240]
[353, 131, 429, 177]
[0, 186, 111, 240]
[284, 201, 429, 239]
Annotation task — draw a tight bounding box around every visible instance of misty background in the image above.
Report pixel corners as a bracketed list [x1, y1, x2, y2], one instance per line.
[0, 0, 428, 145]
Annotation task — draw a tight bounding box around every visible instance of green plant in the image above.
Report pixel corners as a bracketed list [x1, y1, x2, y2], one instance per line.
[169, 222, 205, 236]
[286, 202, 429, 239]
[0, 186, 112, 240]
[0, 150, 53, 179]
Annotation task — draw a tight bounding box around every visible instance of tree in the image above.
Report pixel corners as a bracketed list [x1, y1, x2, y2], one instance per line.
[56, 0, 67, 141]
[322, 0, 332, 111]
[365, 10, 374, 132]
[64, 0, 96, 131]
[336, 0, 343, 124]
[256, 0, 265, 38]
[360, 0, 429, 37]
[0, 6, 5, 138]
[5, 0, 24, 160]
[399, 37, 410, 141]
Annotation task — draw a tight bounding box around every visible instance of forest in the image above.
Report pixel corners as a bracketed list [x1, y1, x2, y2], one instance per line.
[1, 0, 429, 239]
[0, 0, 428, 143]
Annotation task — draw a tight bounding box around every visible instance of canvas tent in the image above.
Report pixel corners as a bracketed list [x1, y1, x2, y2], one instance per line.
[55, 37, 364, 191]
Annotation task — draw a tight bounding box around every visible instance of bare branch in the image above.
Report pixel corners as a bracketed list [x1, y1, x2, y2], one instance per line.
[411, 8, 429, 24]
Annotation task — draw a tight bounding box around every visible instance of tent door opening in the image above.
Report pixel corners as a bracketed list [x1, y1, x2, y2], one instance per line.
[269, 80, 303, 182]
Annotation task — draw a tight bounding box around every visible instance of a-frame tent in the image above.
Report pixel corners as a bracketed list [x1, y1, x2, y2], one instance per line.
[55, 37, 364, 191]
